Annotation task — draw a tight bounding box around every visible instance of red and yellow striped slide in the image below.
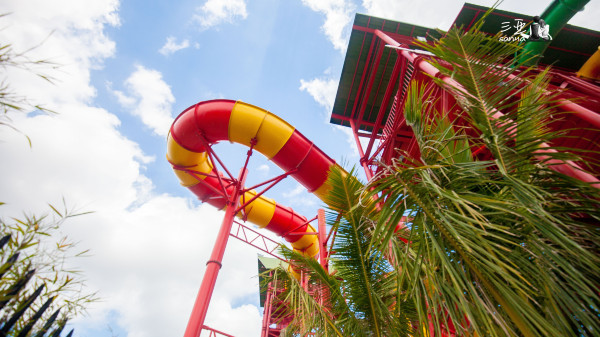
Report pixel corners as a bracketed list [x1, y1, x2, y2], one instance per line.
[167, 99, 344, 262]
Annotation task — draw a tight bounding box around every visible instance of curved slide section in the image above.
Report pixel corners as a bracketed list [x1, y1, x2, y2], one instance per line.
[167, 99, 342, 260]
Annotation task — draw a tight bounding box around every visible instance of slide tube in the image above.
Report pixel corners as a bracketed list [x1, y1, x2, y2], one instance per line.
[167, 99, 344, 261]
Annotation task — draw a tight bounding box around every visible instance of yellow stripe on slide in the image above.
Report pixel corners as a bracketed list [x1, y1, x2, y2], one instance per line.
[313, 164, 346, 203]
[313, 179, 333, 203]
[287, 264, 301, 279]
[167, 134, 213, 187]
[291, 224, 319, 257]
[228, 101, 295, 159]
[293, 243, 319, 258]
[238, 190, 276, 228]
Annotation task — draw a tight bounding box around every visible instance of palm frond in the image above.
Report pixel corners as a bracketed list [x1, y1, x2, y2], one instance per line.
[267, 166, 415, 336]
[267, 9, 599, 337]
[365, 19, 600, 337]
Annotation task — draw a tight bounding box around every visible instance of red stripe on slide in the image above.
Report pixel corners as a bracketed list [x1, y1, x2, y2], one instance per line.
[293, 147, 335, 192]
[272, 130, 336, 192]
[171, 99, 235, 151]
[188, 171, 233, 210]
[265, 204, 308, 243]
[271, 130, 311, 172]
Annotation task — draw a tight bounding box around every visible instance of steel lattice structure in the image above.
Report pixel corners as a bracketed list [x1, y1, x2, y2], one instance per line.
[166, 3, 599, 337]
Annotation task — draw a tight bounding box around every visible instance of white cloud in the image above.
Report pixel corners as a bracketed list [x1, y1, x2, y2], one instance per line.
[201, 90, 226, 100]
[362, 0, 459, 30]
[193, 0, 248, 29]
[334, 124, 360, 159]
[299, 73, 361, 160]
[202, 299, 262, 336]
[569, 1, 600, 30]
[0, 0, 119, 110]
[0, 70, 261, 337]
[301, 0, 355, 51]
[299, 77, 338, 113]
[0, 1, 262, 336]
[159, 36, 191, 56]
[112, 65, 175, 137]
[63, 197, 262, 337]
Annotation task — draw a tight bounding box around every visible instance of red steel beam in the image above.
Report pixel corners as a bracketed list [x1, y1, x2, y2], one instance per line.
[365, 40, 395, 126]
[183, 168, 248, 337]
[200, 134, 237, 182]
[355, 38, 385, 129]
[374, 28, 600, 186]
[243, 169, 295, 193]
[281, 215, 318, 238]
[352, 25, 419, 46]
[350, 119, 374, 180]
[342, 17, 371, 117]
[332, 115, 377, 127]
[236, 173, 290, 215]
[364, 50, 404, 160]
[172, 167, 230, 200]
[349, 32, 378, 120]
[230, 221, 284, 262]
[201, 325, 235, 337]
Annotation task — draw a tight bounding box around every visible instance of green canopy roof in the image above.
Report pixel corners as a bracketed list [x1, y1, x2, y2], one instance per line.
[331, 3, 600, 130]
[257, 255, 287, 307]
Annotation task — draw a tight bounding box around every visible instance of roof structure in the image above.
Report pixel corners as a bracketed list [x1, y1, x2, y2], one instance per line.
[331, 3, 600, 133]
[258, 255, 287, 306]
[330, 13, 442, 133]
[329, 2, 600, 183]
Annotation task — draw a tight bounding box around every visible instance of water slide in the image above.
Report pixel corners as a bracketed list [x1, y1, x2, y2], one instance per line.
[167, 99, 344, 261]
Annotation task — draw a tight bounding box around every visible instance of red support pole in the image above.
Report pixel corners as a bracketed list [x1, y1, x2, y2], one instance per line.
[183, 168, 248, 337]
[261, 280, 273, 337]
[317, 209, 328, 271]
[351, 119, 374, 181]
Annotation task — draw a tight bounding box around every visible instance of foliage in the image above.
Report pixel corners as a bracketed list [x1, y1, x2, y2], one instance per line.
[1, 14, 94, 335]
[268, 167, 416, 337]
[366, 17, 600, 337]
[0, 203, 96, 336]
[267, 12, 600, 337]
[0, 13, 57, 145]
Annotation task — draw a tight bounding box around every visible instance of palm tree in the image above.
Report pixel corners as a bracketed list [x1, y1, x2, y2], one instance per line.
[370, 17, 600, 337]
[268, 166, 416, 337]
[267, 13, 600, 337]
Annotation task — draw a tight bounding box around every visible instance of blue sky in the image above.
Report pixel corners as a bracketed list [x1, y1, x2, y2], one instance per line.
[0, 0, 598, 336]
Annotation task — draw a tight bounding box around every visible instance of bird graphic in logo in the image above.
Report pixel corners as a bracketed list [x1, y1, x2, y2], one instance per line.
[524, 16, 553, 41]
